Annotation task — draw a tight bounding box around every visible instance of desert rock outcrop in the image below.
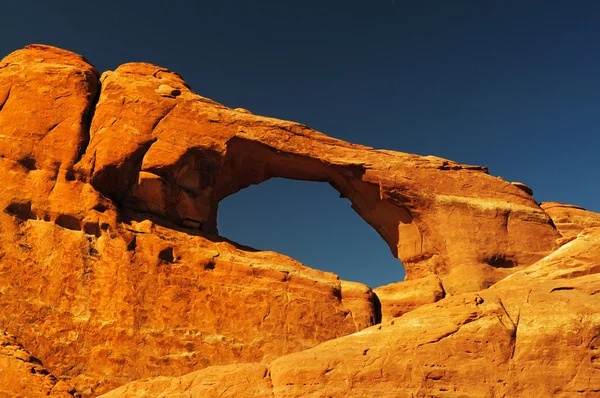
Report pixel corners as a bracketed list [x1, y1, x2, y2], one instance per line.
[0, 45, 377, 396]
[0, 44, 595, 397]
[105, 227, 600, 397]
[75, 51, 559, 294]
[373, 274, 445, 322]
[0, 331, 78, 397]
[542, 202, 600, 244]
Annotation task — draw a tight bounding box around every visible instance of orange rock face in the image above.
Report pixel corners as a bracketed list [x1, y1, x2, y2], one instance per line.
[0, 331, 78, 397]
[75, 54, 559, 294]
[0, 45, 98, 172]
[541, 202, 600, 244]
[374, 275, 445, 322]
[0, 44, 595, 397]
[0, 213, 379, 395]
[0, 45, 377, 396]
[105, 227, 600, 397]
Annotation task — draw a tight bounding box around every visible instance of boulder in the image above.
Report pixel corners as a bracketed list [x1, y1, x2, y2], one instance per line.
[374, 275, 445, 322]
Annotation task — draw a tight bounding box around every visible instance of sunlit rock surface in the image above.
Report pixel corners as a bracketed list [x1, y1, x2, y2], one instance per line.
[374, 274, 445, 322]
[76, 49, 559, 293]
[105, 227, 600, 398]
[541, 201, 600, 245]
[0, 331, 78, 397]
[0, 45, 596, 397]
[0, 45, 376, 396]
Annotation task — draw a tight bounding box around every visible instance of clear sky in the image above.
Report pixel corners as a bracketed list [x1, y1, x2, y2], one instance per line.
[3, 1, 599, 288]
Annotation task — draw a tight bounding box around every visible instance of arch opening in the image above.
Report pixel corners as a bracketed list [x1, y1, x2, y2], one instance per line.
[217, 177, 404, 289]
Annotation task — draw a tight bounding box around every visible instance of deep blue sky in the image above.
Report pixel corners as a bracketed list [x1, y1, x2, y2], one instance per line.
[3, 1, 599, 288]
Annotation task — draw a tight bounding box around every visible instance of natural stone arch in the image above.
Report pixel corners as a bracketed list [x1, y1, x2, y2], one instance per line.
[216, 176, 405, 287]
[1, 44, 583, 397]
[212, 136, 413, 259]
[75, 61, 560, 294]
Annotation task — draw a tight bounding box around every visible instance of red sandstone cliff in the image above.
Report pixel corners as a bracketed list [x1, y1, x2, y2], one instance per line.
[0, 45, 597, 397]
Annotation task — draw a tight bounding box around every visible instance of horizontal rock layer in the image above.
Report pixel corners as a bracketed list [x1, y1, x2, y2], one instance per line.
[373, 274, 445, 322]
[541, 202, 600, 245]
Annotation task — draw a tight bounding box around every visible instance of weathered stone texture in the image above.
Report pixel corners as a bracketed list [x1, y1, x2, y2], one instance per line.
[106, 228, 600, 398]
[0, 45, 596, 397]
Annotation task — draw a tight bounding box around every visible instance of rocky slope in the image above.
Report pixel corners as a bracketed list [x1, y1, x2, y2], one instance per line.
[104, 227, 600, 398]
[0, 44, 597, 397]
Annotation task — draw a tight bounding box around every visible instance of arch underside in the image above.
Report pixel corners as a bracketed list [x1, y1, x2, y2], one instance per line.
[212, 136, 412, 261]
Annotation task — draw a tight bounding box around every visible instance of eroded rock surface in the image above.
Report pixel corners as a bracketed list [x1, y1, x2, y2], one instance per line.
[0, 209, 378, 395]
[105, 228, 600, 397]
[0, 331, 78, 397]
[72, 53, 559, 294]
[0, 44, 98, 172]
[0, 44, 590, 397]
[541, 202, 600, 245]
[374, 274, 445, 322]
[0, 45, 378, 396]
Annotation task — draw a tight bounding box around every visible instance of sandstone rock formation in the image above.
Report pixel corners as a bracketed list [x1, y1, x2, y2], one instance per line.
[104, 227, 600, 398]
[0, 45, 376, 396]
[0, 44, 596, 397]
[0, 212, 380, 395]
[542, 202, 600, 244]
[0, 331, 78, 397]
[373, 274, 445, 322]
[72, 59, 561, 295]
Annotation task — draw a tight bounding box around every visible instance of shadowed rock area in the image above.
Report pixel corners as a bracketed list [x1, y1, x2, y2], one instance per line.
[0, 45, 597, 397]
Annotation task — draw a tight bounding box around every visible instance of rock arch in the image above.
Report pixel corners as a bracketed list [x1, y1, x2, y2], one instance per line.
[68, 61, 560, 293]
[0, 44, 571, 396]
[217, 177, 404, 287]
[0, 46, 558, 294]
[213, 135, 413, 259]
